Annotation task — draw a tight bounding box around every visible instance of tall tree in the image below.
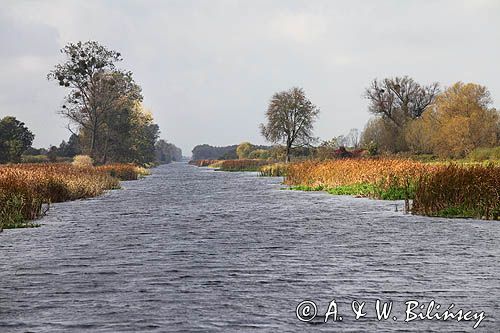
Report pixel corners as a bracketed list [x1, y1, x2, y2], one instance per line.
[0, 116, 35, 163]
[48, 41, 142, 160]
[364, 76, 439, 128]
[94, 72, 143, 163]
[260, 87, 319, 162]
[407, 82, 499, 158]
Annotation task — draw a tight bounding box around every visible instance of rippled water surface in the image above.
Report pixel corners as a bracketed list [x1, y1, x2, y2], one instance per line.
[1, 163, 499, 332]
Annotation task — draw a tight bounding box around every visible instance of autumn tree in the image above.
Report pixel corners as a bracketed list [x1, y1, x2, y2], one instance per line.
[260, 87, 319, 162]
[89, 102, 159, 165]
[407, 82, 499, 158]
[248, 149, 270, 159]
[363, 76, 439, 152]
[360, 117, 403, 153]
[236, 142, 254, 159]
[48, 41, 121, 158]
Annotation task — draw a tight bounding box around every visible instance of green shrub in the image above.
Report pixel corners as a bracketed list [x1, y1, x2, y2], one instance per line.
[248, 149, 270, 159]
[21, 155, 50, 163]
[468, 147, 500, 162]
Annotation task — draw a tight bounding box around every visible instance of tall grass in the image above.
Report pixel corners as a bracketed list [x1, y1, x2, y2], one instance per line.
[96, 164, 149, 180]
[285, 159, 500, 219]
[259, 163, 288, 177]
[413, 164, 500, 219]
[189, 159, 220, 167]
[0, 163, 145, 230]
[209, 159, 271, 171]
[190, 159, 276, 171]
[285, 159, 428, 197]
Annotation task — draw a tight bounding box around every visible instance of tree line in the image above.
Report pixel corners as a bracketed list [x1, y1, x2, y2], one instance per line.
[0, 41, 182, 165]
[361, 77, 499, 158]
[259, 79, 500, 161]
[190, 143, 275, 161]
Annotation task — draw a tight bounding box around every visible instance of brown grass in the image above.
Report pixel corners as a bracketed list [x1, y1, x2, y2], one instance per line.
[210, 159, 271, 171]
[285, 159, 430, 188]
[412, 163, 500, 219]
[189, 159, 220, 167]
[96, 163, 148, 180]
[285, 159, 500, 219]
[0, 163, 145, 229]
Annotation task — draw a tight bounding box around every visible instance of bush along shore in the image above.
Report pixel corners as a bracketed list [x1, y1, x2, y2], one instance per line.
[0, 162, 148, 230]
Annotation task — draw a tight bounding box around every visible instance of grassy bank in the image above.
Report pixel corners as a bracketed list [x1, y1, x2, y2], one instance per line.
[0, 163, 147, 230]
[188, 159, 220, 167]
[209, 159, 271, 171]
[190, 159, 274, 172]
[190, 159, 288, 175]
[286, 159, 426, 198]
[285, 159, 499, 220]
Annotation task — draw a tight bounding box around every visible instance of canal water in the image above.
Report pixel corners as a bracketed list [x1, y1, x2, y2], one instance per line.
[1, 163, 499, 332]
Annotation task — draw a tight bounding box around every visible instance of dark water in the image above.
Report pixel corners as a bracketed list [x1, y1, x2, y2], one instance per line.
[1, 163, 499, 332]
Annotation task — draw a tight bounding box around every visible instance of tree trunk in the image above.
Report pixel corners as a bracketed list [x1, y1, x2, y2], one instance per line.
[90, 127, 96, 159]
[89, 111, 99, 161]
[285, 144, 291, 163]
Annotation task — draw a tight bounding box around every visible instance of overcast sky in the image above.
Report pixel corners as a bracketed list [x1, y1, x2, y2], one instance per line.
[1, 0, 499, 155]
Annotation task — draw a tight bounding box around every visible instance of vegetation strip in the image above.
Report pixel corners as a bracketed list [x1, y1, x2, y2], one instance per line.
[0, 162, 148, 230]
[284, 159, 499, 220]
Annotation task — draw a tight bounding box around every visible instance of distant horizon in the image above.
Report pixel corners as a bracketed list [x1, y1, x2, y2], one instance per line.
[1, 0, 499, 155]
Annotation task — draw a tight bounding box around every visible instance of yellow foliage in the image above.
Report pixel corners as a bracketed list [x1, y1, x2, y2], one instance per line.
[406, 82, 499, 158]
[72, 155, 94, 167]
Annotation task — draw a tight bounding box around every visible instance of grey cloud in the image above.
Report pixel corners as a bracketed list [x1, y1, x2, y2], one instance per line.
[0, 0, 499, 154]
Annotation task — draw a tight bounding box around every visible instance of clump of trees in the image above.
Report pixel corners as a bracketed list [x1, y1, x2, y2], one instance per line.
[0, 116, 34, 163]
[192, 143, 272, 161]
[362, 76, 440, 153]
[406, 82, 499, 158]
[361, 77, 500, 158]
[48, 41, 160, 165]
[191, 144, 239, 160]
[235, 142, 271, 159]
[155, 140, 182, 164]
[260, 87, 320, 162]
[236, 142, 254, 159]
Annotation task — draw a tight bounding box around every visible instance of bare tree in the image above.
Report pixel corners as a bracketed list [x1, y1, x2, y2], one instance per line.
[345, 128, 360, 148]
[260, 87, 319, 162]
[364, 76, 439, 128]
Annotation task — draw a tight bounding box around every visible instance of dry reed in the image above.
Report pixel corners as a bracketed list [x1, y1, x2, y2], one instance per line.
[285, 159, 499, 219]
[0, 163, 145, 229]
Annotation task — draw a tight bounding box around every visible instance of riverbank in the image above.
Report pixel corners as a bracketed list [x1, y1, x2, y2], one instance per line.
[0, 163, 148, 230]
[189, 159, 273, 171]
[286, 159, 499, 220]
[190, 158, 499, 220]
